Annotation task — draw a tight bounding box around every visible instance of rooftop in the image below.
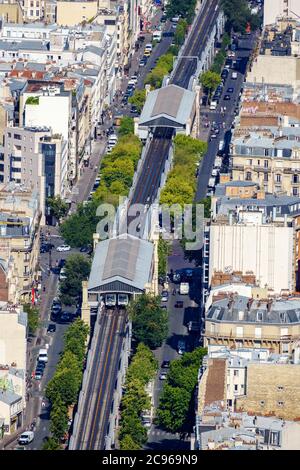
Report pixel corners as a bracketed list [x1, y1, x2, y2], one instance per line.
[207, 295, 300, 324]
[0, 390, 21, 405]
[88, 235, 154, 293]
[139, 84, 195, 128]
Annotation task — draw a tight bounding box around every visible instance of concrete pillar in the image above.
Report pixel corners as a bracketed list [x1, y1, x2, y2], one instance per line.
[152, 239, 159, 295]
[195, 85, 201, 139]
[81, 280, 90, 329]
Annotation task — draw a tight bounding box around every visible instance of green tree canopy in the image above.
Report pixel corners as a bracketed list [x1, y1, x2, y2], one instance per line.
[59, 200, 99, 248]
[128, 294, 168, 349]
[23, 304, 39, 336]
[47, 195, 69, 222]
[49, 396, 69, 441]
[118, 116, 134, 136]
[200, 70, 222, 96]
[59, 254, 91, 305]
[128, 89, 146, 113]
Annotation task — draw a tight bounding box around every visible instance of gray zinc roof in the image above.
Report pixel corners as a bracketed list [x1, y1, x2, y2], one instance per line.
[139, 84, 195, 127]
[0, 390, 21, 405]
[88, 235, 154, 292]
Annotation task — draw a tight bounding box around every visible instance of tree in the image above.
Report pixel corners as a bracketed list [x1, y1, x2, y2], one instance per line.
[60, 200, 100, 248]
[174, 19, 188, 46]
[64, 320, 90, 364]
[157, 347, 207, 433]
[128, 294, 168, 349]
[49, 396, 69, 441]
[23, 304, 39, 335]
[197, 197, 211, 219]
[118, 116, 134, 136]
[59, 254, 91, 305]
[221, 0, 261, 33]
[128, 89, 146, 113]
[158, 237, 171, 279]
[200, 70, 222, 97]
[46, 367, 81, 406]
[42, 437, 61, 450]
[47, 195, 69, 222]
[119, 434, 141, 450]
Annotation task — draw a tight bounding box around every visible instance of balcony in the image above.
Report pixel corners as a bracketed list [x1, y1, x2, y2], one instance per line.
[203, 332, 297, 342]
[254, 165, 270, 172]
[231, 164, 245, 171]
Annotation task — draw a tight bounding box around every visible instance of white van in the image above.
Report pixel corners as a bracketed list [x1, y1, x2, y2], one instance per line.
[232, 72, 238, 80]
[218, 140, 224, 152]
[210, 100, 217, 110]
[153, 31, 162, 42]
[18, 431, 34, 445]
[144, 43, 152, 52]
[38, 348, 48, 363]
[108, 134, 118, 144]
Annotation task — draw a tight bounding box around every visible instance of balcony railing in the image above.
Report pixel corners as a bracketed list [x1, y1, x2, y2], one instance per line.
[203, 332, 299, 342]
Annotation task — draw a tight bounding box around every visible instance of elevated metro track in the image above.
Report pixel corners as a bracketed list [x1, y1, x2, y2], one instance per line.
[129, 0, 220, 207]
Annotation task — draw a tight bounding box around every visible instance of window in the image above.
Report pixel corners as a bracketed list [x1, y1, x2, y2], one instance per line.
[260, 400, 265, 406]
[293, 174, 299, 184]
[236, 326, 244, 338]
[13, 133, 21, 140]
[234, 384, 238, 392]
[278, 401, 284, 406]
[264, 160, 268, 168]
[264, 173, 268, 182]
[293, 187, 298, 196]
[255, 327, 262, 338]
[246, 171, 252, 181]
[282, 343, 289, 353]
[247, 159, 252, 165]
[234, 370, 239, 377]
[257, 160, 260, 166]
[277, 386, 284, 391]
[276, 174, 281, 183]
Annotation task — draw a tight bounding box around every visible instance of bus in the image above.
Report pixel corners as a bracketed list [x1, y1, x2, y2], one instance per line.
[105, 294, 117, 307]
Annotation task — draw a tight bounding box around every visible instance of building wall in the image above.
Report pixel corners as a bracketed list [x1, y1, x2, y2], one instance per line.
[231, 150, 300, 196]
[264, 0, 300, 26]
[204, 318, 300, 354]
[0, 3, 23, 23]
[209, 223, 294, 293]
[236, 363, 300, 420]
[56, 0, 98, 26]
[247, 55, 300, 90]
[23, 0, 44, 21]
[0, 311, 26, 369]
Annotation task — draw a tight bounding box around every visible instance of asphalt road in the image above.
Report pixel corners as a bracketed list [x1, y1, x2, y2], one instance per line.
[145, 241, 202, 450]
[195, 33, 257, 200]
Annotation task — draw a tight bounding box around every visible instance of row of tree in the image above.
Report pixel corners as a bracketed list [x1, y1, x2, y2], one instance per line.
[59, 254, 91, 306]
[128, 294, 169, 350]
[60, 117, 140, 248]
[118, 343, 158, 450]
[157, 347, 206, 433]
[160, 134, 207, 206]
[158, 237, 171, 280]
[44, 319, 90, 449]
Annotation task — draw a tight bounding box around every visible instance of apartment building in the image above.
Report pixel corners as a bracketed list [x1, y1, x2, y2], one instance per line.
[56, 0, 98, 26]
[0, 0, 23, 23]
[264, 0, 300, 27]
[208, 209, 294, 294]
[231, 128, 300, 196]
[0, 182, 41, 300]
[0, 302, 27, 435]
[2, 126, 68, 223]
[204, 294, 300, 354]
[23, 0, 44, 21]
[247, 23, 300, 90]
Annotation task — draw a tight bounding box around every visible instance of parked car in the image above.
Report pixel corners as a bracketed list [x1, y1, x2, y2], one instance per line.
[59, 312, 73, 323]
[56, 244, 71, 252]
[159, 372, 168, 380]
[227, 87, 234, 93]
[34, 372, 43, 380]
[47, 324, 56, 333]
[161, 360, 170, 368]
[161, 290, 169, 302]
[224, 94, 231, 100]
[175, 300, 184, 308]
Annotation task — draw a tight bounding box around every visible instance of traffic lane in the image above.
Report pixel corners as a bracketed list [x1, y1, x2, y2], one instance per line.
[27, 322, 69, 450]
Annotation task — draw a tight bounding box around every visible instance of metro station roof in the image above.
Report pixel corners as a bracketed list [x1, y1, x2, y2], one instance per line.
[139, 84, 196, 128]
[88, 234, 154, 293]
